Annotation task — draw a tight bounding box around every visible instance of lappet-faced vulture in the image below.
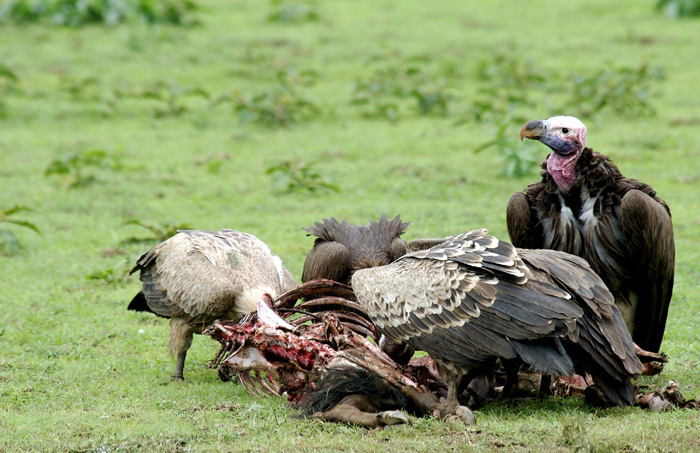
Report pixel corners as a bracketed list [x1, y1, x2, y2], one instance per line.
[128, 229, 297, 380]
[510, 116, 674, 353]
[302, 214, 449, 363]
[352, 230, 643, 414]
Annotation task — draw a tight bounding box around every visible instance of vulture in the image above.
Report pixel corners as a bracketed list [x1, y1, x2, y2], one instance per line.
[302, 214, 448, 364]
[301, 214, 411, 286]
[128, 229, 297, 380]
[352, 230, 643, 415]
[509, 116, 674, 353]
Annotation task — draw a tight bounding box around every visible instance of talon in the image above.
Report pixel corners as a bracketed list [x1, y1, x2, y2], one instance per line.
[377, 410, 408, 426]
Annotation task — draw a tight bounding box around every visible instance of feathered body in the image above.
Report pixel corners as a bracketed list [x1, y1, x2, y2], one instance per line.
[352, 230, 643, 410]
[511, 116, 674, 352]
[301, 214, 449, 364]
[128, 229, 297, 380]
[301, 214, 410, 286]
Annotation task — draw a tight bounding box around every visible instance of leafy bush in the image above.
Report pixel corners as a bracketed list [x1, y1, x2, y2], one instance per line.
[458, 48, 547, 178]
[45, 148, 123, 188]
[86, 257, 130, 286]
[0, 0, 199, 27]
[266, 0, 319, 23]
[351, 54, 454, 121]
[119, 80, 211, 117]
[234, 69, 321, 126]
[656, 0, 700, 18]
[0, 63, 19, 117]
[120, 219, 191, 246]
[567, 62, 664, 119]
[0, 205, 40, 255]
[266, 160, 339, 194]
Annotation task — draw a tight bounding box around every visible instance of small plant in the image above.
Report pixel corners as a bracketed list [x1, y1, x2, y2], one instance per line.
[266, 160, 339, 194]
[566, 62, 664, 119]
[266, 0, 319, 23]
[0, 0, 199, 27]
[196, 152, 230, 175]
[86, 257, 130, 286]
[234, 70, 320, 126]
[656, 0, 700, 18]
[0, 0, 45, 24]
[120, 219, 192, 246]
[45, 148, 123, 188]
[126, 81, 211, 117]
[351, 56, 454, 120]
[0, 205, 40, 256]
[473, 111, 541, 178]
[135, 0, 199, 26]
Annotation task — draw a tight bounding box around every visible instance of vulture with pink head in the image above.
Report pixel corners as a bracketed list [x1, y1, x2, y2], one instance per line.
[508, 116, 674, 353]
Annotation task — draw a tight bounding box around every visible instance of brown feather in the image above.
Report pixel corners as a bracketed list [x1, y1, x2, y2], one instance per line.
[507, 147, 674, 352]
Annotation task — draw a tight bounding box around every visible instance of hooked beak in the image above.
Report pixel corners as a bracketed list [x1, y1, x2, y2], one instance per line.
[520, 119, 549, 142]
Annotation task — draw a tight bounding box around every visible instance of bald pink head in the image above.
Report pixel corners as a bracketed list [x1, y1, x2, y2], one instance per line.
[520, 116, 588, 190]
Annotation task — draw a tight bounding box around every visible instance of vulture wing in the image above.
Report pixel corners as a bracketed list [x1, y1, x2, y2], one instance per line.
[353, 230, 582, 376]
[131, 230, 295, 325]
[619, 189, 675, 352]
[506, 192, 540, 249]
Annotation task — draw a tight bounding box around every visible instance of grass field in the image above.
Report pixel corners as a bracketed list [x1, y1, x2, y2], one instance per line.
[1, 0, 699, 451]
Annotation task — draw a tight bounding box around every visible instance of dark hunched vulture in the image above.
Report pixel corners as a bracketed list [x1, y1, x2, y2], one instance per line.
[302, 214, 448, 363]
[128, 229, 297, 380]
[510, 116, 674, 353]
[352, 230, 643, 415]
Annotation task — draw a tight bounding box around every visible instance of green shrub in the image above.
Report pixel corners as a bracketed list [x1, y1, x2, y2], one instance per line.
[351, 54, 454, 121]
[45, 148, 123, 188]
[567, 62, 664, 119]
[0, 205, 40, 255]
[234, 69, 321, 126]
[266, 160, 339, 194]
[656, 0, 700, 18]
[0, 0, 199, 27]
[266, 0, 319, 23]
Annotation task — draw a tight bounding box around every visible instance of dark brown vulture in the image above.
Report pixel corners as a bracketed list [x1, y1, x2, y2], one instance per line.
[301, 214, 411, 286]
[352, 230, 643, 415]
[128, 229, 297, 380]
[302, 214, 448, 363]
[509, 116, 674, 353]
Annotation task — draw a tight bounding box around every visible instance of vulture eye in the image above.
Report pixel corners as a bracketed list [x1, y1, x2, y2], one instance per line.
[562, 128, 569, 134]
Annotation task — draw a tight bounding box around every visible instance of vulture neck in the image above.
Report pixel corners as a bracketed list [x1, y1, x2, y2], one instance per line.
[546, 151, 580, 191]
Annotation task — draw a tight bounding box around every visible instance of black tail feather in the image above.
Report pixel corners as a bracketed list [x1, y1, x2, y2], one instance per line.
[127, 291, 154, 314]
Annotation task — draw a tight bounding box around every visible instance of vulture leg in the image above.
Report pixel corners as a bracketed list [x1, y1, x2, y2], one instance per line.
[168, 318, 195, 382]
[172, 351, 187, 381]
[499, 359, 522, 400]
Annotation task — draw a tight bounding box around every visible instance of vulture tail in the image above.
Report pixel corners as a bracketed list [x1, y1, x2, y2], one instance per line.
[510, 338, 575, 376]
[296, 367, 406, 417]
[127, 291, 153, 313]
[585, 370, 636, 408]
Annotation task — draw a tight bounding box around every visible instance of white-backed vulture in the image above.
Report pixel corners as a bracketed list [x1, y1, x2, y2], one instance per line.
[510, 116, 674, 352]
[352, 230, 643, 415]
[128, 229, 297, 380]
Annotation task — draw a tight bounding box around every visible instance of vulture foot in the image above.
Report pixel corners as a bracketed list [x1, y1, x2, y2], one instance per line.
[377, 410, 409, 426]
[171, 374, 185, 382]
[634, 344, 667, 376]
[446, 406, 476, 426]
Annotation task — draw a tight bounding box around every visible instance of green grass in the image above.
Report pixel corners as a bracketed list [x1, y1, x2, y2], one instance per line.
[1, 1, 699, 451]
